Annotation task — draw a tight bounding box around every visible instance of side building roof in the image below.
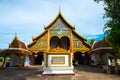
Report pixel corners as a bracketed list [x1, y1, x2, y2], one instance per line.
[90, 37, 115, 54]
[9, 35, 27, 49]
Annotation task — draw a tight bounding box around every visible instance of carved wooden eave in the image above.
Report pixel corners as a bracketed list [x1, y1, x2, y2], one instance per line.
[28, 30, 47, 47]
[33, 30, 47, 41]
[83, 41, 91, 48]
[72, 30, 91, 48]
[72, 30, 86, 41]
[44, 12, 75, 30]
[48, 46, 70, 54]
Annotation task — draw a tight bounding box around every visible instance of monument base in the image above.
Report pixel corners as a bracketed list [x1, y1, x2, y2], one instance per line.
[43, 53, 74, 75]
[42, 67, 74, 75]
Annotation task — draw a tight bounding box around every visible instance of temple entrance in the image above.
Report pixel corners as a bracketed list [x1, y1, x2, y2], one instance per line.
[34, 52, 43, 65]
[74, 52, 84, 65]
[84, 53, 90, 65]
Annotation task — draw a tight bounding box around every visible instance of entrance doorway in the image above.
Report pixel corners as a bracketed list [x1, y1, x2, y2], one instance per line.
[74, 52, 84, 65]
[34, 52, 43, 65]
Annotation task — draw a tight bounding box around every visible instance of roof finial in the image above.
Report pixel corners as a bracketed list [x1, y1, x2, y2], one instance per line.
[15, 33, 18, 39]
[15, 33, 17, 36]
[32, 36, 34, 40]
[59, 5, 61, 13]
[44, 24, 46, 29]
[14, 33, 19, 41]
[74, 24, 76, 28]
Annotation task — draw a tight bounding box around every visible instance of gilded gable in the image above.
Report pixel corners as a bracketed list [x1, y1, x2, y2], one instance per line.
[29, 33, 47, 51]
[73, 33, 83, 49]
[50, 18, 71, 38]
[72, 32, 90, 52]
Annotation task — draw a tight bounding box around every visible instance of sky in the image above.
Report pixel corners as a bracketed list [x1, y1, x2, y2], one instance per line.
[0, 0, 106, 49]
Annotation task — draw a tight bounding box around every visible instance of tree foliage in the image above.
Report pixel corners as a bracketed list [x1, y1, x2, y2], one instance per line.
[94, 0, 120, 51]
[89, 39, 96, 45]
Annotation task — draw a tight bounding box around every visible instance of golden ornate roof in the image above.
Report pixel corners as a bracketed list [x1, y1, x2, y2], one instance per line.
[28, 12, 91, 53]
[100, 37, 112, 47]
[2, 35, 31, 55]
[28, 30, 47, 47]
[90, 37, 115, 54]
[72, 30, 91, 48]
[44, 12, 75, 30]
[72, 30, 86, 41]
[9, 35, 27, 49]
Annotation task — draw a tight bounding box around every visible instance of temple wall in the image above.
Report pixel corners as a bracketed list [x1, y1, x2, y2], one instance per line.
[91, 54, 100, 66]
[102, 53, 113, 66]
[10, 54, 19, 67]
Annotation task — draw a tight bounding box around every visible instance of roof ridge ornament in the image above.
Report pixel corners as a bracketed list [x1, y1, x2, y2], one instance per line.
[59, 5, 61, 14]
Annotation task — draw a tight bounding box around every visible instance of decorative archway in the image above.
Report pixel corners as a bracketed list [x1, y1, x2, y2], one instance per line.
[50, 36, 59, 49]
[34, 52, 44, 65]
[60, 36, 70, 50]
[50, 36, 70, 50]
[84, 53, 90, 65]
[74, 52, 84, 65]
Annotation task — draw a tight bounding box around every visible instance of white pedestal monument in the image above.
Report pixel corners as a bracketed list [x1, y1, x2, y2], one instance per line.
[42, 53, 74, 75]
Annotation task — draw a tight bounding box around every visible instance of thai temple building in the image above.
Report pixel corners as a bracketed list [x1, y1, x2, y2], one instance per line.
[28, 12, 91, 74]
[1, 35, 31, 69]
[0, 11, 117, 74]
[90, 37, 115, 66]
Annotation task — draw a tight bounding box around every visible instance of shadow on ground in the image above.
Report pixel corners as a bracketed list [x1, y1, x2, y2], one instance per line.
[0, 66, 44, 80]
[74, 65, 103, 73]
[0, 65, 120, 80]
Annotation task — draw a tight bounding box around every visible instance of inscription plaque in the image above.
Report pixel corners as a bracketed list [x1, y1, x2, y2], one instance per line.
[51, 56, 65, 64]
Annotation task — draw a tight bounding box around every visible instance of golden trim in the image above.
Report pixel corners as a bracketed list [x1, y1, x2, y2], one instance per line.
[46, 52, 70, 54]
[47, 66, 71, 68]
[47, 29, 50, 51]
[68, 54, 71, 67]
[44, 12, 75, 30]
[46, 53, 48, 67]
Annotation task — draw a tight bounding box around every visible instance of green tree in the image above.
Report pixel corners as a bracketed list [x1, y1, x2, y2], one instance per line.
[94, 0, 120, 62]
[89, 39, 96, 45]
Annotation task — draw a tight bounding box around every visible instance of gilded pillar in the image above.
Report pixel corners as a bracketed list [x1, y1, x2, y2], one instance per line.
[99, 55, 103, 67]
[18, 55, 24, 69]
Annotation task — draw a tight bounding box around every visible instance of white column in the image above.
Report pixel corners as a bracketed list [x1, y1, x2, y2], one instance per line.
[24, 55, 30, 67]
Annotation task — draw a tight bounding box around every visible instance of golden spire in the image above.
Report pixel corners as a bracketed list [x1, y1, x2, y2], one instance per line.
[14, 33, 19, 41]
[9, 34, 21, 48]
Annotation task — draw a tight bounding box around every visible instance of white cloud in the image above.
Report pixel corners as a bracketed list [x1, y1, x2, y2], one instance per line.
[87, 35, 100, 40]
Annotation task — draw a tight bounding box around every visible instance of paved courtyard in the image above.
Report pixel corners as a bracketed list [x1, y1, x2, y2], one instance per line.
[0, 65, 120, 80]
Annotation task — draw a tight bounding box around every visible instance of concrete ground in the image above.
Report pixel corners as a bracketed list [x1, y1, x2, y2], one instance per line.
[0, 65, 120, 80]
